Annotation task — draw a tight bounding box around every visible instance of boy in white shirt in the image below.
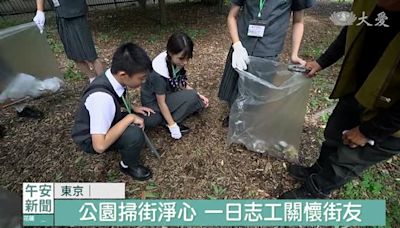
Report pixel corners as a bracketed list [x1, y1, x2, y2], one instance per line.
[72, 43, 154, 181]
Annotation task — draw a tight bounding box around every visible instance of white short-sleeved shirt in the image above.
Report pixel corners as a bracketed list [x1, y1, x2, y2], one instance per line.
[84, 69, 125, 134]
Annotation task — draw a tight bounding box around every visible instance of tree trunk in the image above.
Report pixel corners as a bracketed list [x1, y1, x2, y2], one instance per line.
[159, 0, 167, 25]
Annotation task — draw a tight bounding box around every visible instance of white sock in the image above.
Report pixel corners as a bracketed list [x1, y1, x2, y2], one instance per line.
[120, 161, 128, 168]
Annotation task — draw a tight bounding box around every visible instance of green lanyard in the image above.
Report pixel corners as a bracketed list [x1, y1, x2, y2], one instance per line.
[121, 91, 132, 114]
[172, 65, 180, 79]
[258, 0, 266, 18]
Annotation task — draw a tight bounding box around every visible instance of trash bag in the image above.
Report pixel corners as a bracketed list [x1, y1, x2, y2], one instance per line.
[0, 73, 64, 103]
[0, 22, 62, 105]
[0, 22, 60, 80]
[228, 57, 311, 164]
[40, 77, 64, 92]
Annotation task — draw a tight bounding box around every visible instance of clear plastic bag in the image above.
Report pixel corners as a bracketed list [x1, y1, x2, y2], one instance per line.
[0, 22, 62, 105]
[228, 57, 311, 164]
[0, 73, 64, 103]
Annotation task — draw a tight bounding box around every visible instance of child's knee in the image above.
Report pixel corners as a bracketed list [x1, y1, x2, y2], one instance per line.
[122, 126, 145, 146]
[189, 91, 203, 109]
[144, 114, 163, 128]
[183, 90, 200, 104]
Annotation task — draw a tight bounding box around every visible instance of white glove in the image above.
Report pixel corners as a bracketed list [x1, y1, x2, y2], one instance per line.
[33, 10, 45, 34]
[232, 41, 250, 71]
[168, 123, 182, 140]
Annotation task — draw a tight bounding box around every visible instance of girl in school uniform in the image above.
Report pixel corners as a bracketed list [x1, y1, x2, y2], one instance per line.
[218, 0, 315, 127]
[141, 32, 209, 140]
[34, 0, 103, 82]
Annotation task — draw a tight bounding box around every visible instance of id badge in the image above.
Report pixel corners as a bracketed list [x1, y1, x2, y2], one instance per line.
[52, 0, 60, 7]
[247, 20, 267, 38]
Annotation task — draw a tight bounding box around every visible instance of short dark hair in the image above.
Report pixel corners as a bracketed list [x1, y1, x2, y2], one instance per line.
[111, 43, 152, 76]
[166, 32, 194, 59]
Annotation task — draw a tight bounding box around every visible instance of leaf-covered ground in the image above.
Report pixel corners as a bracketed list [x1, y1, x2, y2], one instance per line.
[0, 1, 398, 227]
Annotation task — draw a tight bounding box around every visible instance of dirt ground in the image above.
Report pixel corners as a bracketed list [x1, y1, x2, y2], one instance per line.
[0, 0, 399, 214]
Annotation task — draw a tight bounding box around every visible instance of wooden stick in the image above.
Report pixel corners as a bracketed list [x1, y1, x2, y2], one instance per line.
[143, 131, 161, 159]
[0, 97, 31, 109]
[0, 89, 66, 110]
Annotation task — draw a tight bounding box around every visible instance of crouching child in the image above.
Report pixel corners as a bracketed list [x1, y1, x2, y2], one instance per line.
[72, 43, 153, 181]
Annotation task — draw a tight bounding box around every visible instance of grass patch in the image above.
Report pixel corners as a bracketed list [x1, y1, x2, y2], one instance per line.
[303, 46, 325, 59]
[106, 169, 120, 182]
[63, 62, 84, 81]
[186, 28, 208, 39]
[320, 112, 331, 123]
[339, 168, 400, 227]
[245, 190, 257, 198]
[147, 34, 161, 44]
[207, 183, 227, 199]
[97, 33, 111, 42]
[47, 35, 64, 54]
[140, 182, 166, 199]
[121, 31, 136, 42]
[308, 73, 336, 113]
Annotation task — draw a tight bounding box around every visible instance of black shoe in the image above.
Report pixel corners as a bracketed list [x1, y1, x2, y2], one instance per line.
[288, 164, 318, 181]
[222, 116, 229, 128]
[17, 106, 44, 119]
[119, 163, 152, 181]
[279, 174, 329, 199]
[163, 123, 190, 134]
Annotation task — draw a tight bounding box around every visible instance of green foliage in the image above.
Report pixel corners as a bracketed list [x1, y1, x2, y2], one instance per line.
[97, 33, 110, 42]
[147, 34, 161, 44]
[63, 62, 84, 81]
[186, 28, 208, 39]
[309, 74, 335, 113]
[246, 190, 257, 198]
[74, 156, 86, 168]
[303, 47, 325, 59]
[47, 36, 64, 54]
[320, 112, 330, 123]
[141, 182, 166, 199]
[340, 169, 400, 227]
[121, 31, 135, 42]
[106, 169, 120, 182]
[207, 183, 227, 199]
